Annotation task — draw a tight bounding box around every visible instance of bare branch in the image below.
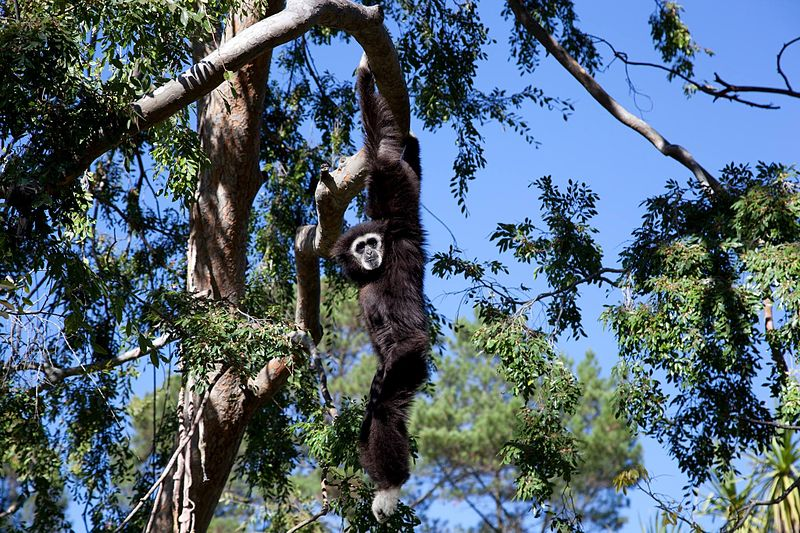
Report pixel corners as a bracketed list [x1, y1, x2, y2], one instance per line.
[712, 72, 800, 103]
[17, 333, 171, 388]
[591, 35, 782, 110]
[777, 36, 800, 91]
[745, 417, 800, 431]
[519, 267, 624, 314]
[294, 153, 372, 342]
[58, 0, 408, 185]
[506, 0, 722, 196]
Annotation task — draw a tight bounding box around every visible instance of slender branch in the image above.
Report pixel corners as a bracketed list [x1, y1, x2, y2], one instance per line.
[635, 478, 701, 531]
[777, 36, 799, 91]
[18, 333, 171, 387]
[286, 508, 328, 533]
[439, 464, 500, 533]
[724, 475, 800, 533]
[53, 0, 408, 185]
[514, 267, 624, 318]
[712, 72, 800, 102]
[745, 417, 800, 431]
[0, 495, 27, 519]
[114, 370, 225, 533]
[506, 0, 722, 196]
[591, 34, 782, 110]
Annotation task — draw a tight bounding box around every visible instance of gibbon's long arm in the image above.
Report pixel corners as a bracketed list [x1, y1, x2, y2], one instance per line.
[357, 56, 421, 223]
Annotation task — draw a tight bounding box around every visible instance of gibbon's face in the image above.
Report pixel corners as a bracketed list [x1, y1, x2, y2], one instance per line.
[351, 232, 383, 271]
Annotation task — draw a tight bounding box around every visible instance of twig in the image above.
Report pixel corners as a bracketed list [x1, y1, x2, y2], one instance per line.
[439, 465, 500, 533]
[506, 0, 722, 196]
[745, 417, 800, 431]
[590, 34, 781, 110]
[286, 508, 329, 533]
[777, 36, 799, 91]
[635, 478, 701, 531]
[114, 370, 224, 532]
[516, 267, 624, 316]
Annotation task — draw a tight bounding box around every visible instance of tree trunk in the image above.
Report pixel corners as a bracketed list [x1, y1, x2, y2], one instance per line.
[146, 2, 288, 531]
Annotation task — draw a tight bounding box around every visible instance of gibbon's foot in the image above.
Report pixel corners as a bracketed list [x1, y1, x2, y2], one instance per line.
[372, 486, 401, 523]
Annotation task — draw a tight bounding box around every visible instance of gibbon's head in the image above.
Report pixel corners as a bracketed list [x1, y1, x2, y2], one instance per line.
[332, 220, 389, 285]
[351, 232, 383, 271]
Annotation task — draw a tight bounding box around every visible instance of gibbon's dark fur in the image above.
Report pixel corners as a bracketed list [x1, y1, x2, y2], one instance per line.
[332, 62, 429, 494]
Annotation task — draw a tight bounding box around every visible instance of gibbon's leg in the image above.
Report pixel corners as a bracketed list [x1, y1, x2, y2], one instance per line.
[360, 332, 429, 522]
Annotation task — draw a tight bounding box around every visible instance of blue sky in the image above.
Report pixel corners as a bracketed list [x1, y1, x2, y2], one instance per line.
[116, 1, 800, 531]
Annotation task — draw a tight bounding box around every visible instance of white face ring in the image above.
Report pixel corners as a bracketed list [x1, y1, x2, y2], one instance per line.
[351, 232, 383, 270]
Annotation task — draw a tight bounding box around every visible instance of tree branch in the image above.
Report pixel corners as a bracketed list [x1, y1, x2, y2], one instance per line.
[777, 36, 799, 91]
[506, 0, 722, 196]
[294, 153, 372, 342]
[59, 0, 409, 185]
[590, 35, 783, 110]
[17, 333, 171, 388]
[0, 495, 27, 520]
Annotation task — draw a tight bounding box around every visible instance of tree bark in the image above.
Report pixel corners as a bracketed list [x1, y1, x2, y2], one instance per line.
[143, 2, 410, 531]
[147, 1, 284, 530]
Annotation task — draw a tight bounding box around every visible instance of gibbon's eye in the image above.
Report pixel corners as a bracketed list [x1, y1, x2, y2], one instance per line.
[355, 241, 366, 254]
[367, 237, 378, 248]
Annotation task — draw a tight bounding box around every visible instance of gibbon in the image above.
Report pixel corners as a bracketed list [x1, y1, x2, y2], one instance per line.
[332, 56, 429, 522]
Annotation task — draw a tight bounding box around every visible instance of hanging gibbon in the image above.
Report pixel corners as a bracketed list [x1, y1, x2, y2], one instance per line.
[332, 56, 429, 522]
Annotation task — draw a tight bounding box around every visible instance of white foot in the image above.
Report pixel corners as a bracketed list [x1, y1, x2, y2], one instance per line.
[372, 486, 401, 523]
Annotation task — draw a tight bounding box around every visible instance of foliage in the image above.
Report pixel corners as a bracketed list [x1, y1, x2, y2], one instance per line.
[701, 431, 800, 532]
[0, 0, 798, 531]
[606, 163, 800, 484]
[413, 318, 640, 531]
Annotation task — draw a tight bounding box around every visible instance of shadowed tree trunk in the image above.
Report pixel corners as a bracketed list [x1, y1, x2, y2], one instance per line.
[146, 2, 289, 531]
[132, 2, 408, 530]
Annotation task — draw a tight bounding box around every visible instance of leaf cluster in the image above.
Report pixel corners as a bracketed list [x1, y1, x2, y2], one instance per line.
[606, 163, 800, 483]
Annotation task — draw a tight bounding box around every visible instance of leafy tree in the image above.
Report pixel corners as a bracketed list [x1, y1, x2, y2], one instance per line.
[0, 1, 797, 532]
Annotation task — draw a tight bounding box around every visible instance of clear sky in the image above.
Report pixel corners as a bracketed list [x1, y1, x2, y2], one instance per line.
[115, 1, 800, 531]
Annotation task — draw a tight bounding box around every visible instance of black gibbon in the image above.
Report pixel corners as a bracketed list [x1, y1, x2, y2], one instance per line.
[331, 56, 429, 522]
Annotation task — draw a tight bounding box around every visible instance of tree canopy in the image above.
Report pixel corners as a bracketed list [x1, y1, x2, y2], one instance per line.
[1, 0, 799, 531]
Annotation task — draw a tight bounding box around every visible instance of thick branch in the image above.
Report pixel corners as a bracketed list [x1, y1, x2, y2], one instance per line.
[62, 0, 408, 184]
[506, 0, 722, 195]
[294, 131, 391, 341]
